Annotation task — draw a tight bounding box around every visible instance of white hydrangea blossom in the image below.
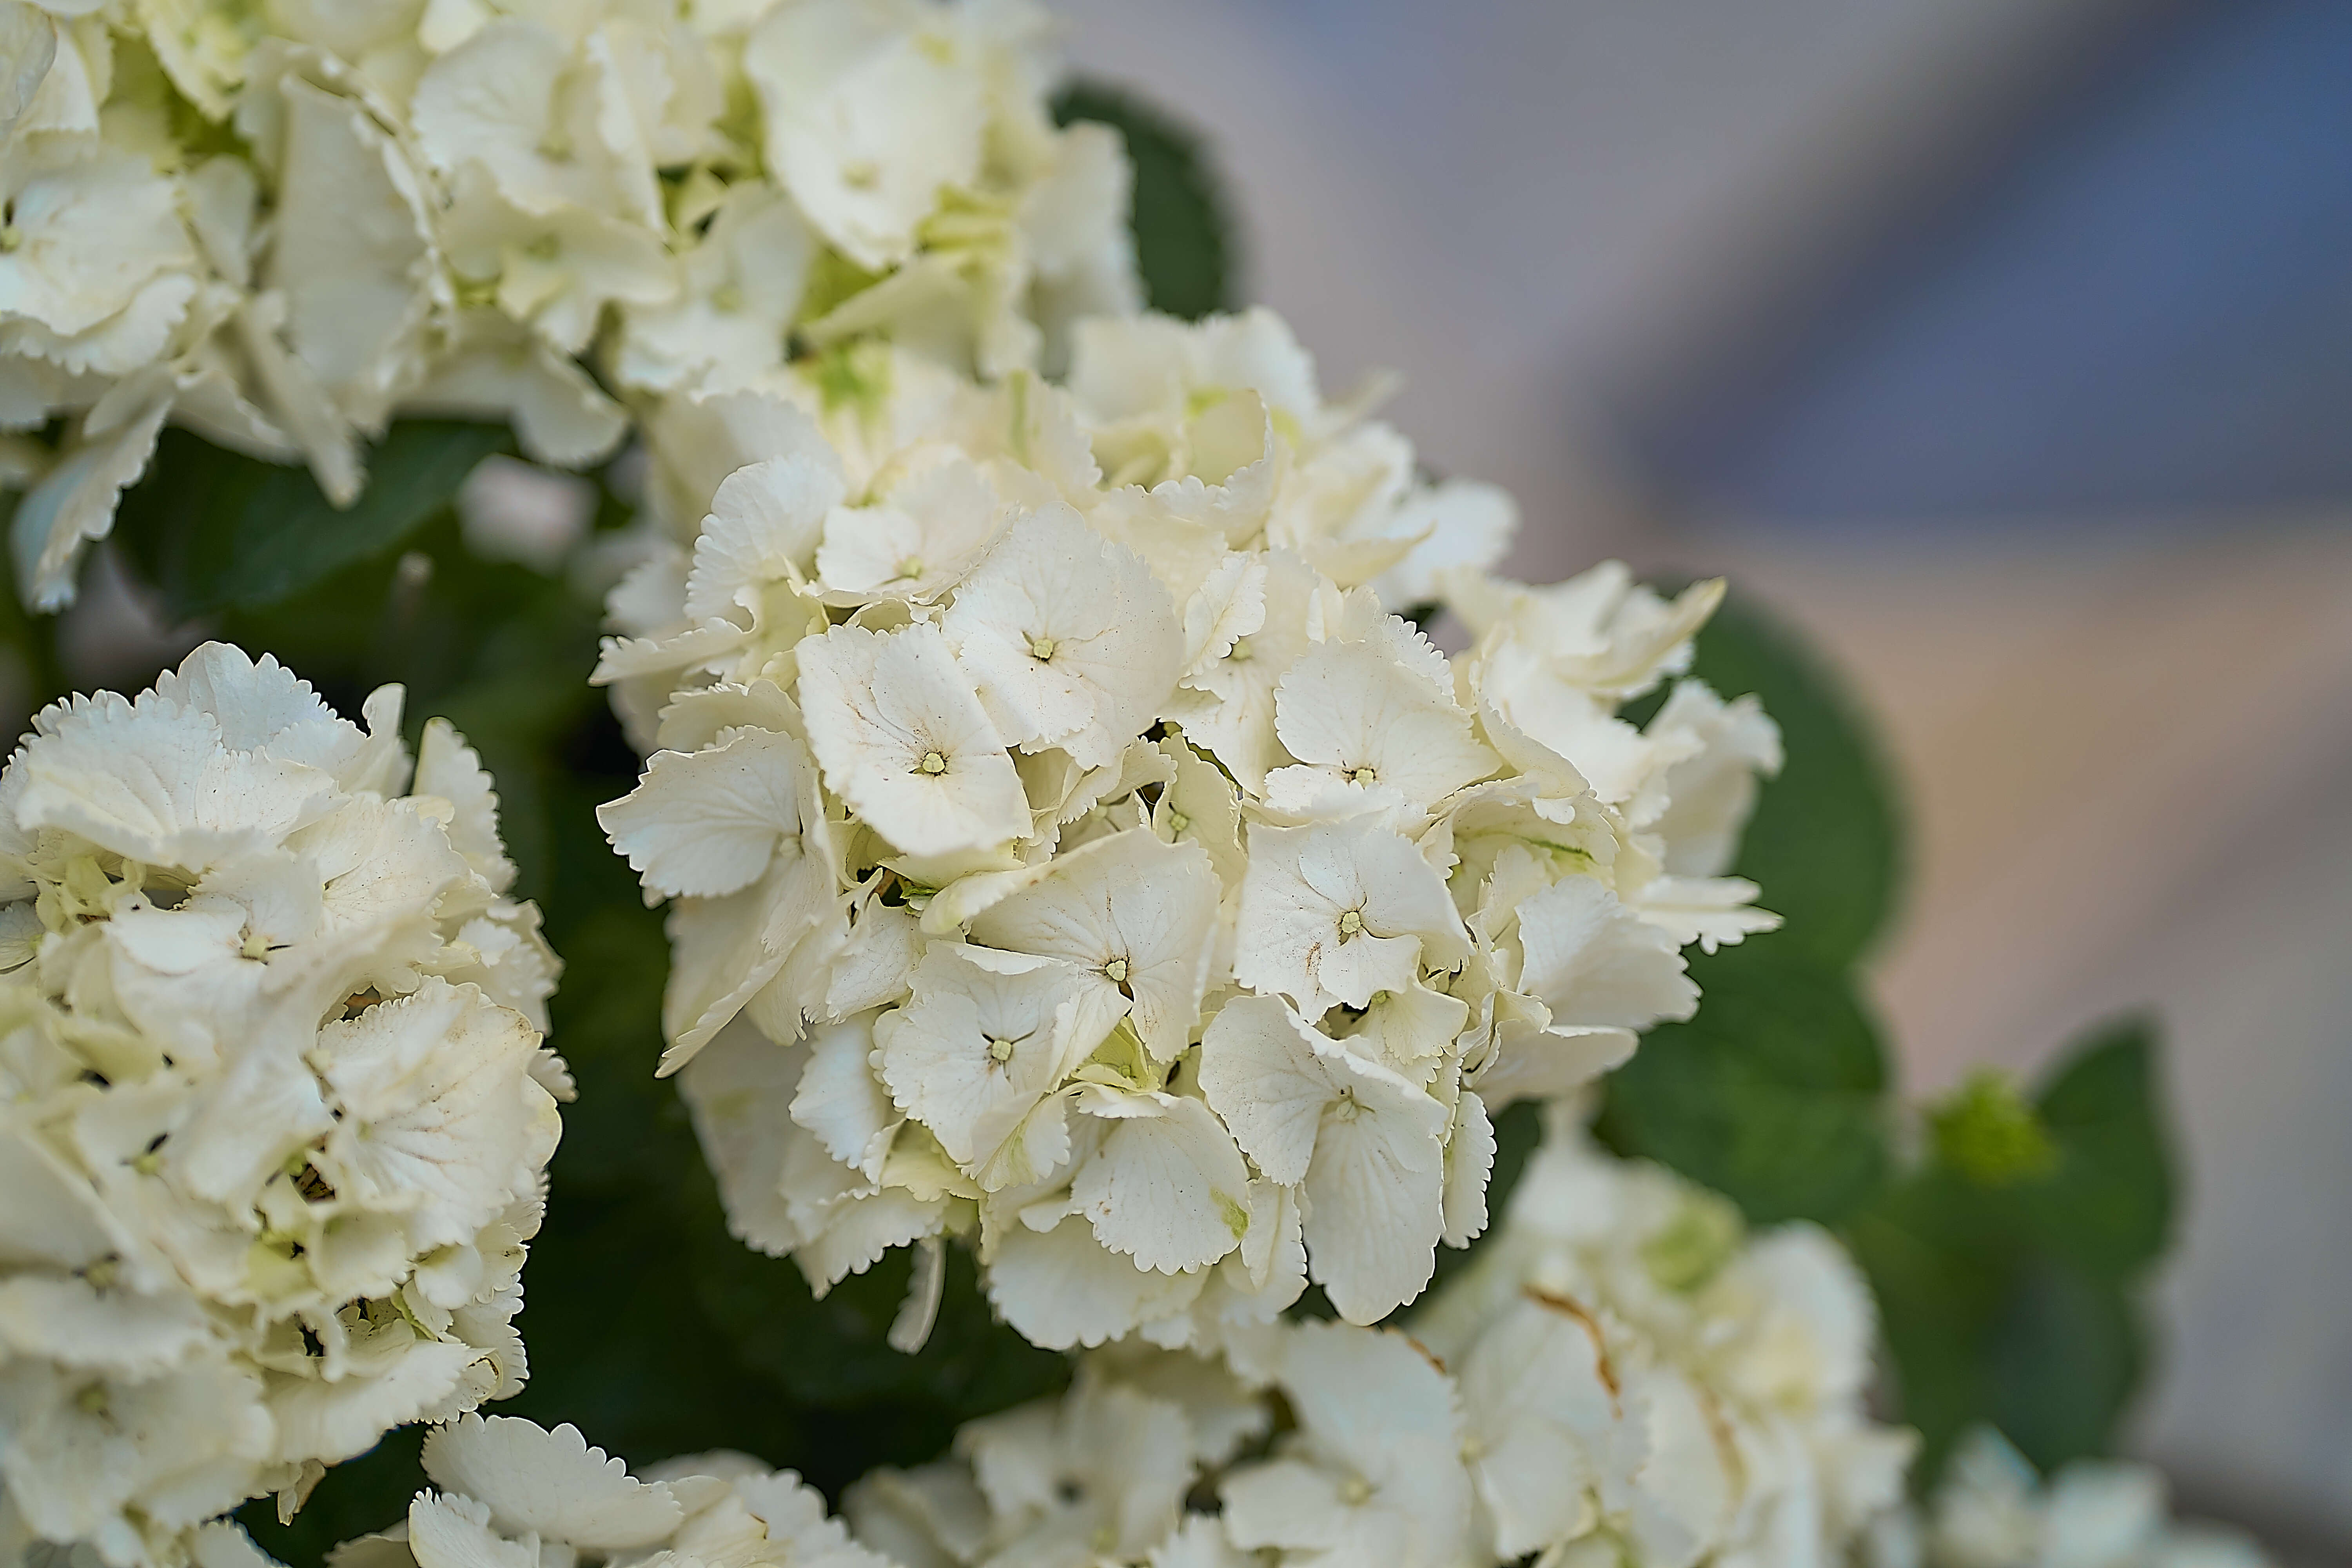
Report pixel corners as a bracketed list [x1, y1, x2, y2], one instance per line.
[1862, 1428, 2275, 1568]
[846, 1320, 1481, 1568]
[1, 0, 1138, 607]
[1412, 1104, 1916, 1568]
[319, 1412, 897, 1568]
[0, 643, 564, 1568]
[600, 303, 1783, 1352]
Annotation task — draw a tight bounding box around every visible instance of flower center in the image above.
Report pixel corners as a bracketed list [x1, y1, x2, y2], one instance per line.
[1339, 1474, 1374, 1506]
[1028, 634, 1057, 661]
[843, 158, 880, 189]
[1226, 637, 1252, 663]
[898, 555, 924, 580]
[240, 931, 270, 961]
[1346, 765, 1378, 784]
[0, 225, 25, 253]
[1337, 909, 1365, 938]
[1103, 956, 1129, 984]
[918, 750, 948, 775]
[986, 1035, 1014, 1065]
[1167, 809, 1191, 833]
[525, 233, 560, 261]
[711, 281, 744, 313]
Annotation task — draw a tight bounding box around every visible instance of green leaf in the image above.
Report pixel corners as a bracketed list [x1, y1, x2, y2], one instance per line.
[1596, 940, 1891, 1226]
[112, 421, 511, 619]
[1847, 1016, 2178, 1477]
[2027, 1018, 2174, 1277]
[1055, 80, 1238, 319]
[1688, 592, 1905, 968]
[1980, 1257, 2147, 1467]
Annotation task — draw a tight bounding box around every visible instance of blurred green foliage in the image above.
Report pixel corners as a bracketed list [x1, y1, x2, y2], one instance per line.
[1852, 1020, 2174, 1478]
[1598, 940, 1893, 1227]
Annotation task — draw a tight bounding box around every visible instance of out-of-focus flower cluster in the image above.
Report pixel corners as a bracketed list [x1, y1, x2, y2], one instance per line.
[1415, 1105, 1916, 1567]
[0, 0, 1136, 607]
[1864, 1429, 2274, 1568]
[595, 302, 1783, 1352]
[0, 643, 563, 1568]
[845, 1118, 1911, 1568]
[325, 1412, 893, 1568]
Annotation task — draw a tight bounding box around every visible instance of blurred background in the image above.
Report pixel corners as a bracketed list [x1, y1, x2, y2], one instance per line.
[1054, 0, 2352, 1558]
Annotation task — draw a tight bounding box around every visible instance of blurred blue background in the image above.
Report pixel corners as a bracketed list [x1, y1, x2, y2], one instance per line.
[1062, 0, 2352, 1559]
[1635, 0, 2352, 523]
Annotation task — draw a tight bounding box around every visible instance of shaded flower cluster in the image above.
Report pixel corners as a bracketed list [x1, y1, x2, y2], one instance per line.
[325, 1413, 893, 1568]
[1414, 1106, 1916, 1567]
[1, 0, 1134, 606]
[597, 302, 1782, 1350]
[1865, 1429, 2272, 1568]
[0, 644, 563, 1568]
[847, 1120, 1913, 1568]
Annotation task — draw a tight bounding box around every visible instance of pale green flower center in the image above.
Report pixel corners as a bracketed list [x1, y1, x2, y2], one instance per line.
[1028, 634, 1056, 661]
[1337, 909, 1365, 938]
[986, 1035, 1014, 1065]
[918, 750, 948, 775]
[0, 226, 21, 254]
[1346, 765, 1377, 784]
[1226, 637, 1252, 662]
[1103, 956, 1129, 984]
[711, 282, 744, 313]
[1167, 810, 1190, 833]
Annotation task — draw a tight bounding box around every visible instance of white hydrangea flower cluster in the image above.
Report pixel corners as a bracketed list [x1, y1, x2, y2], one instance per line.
[1412, 1105, 1916, 1568]
[0, 643, 564, 1568]
[845, 1321, 1463, 1568]
[595, 302, 1783, 1352]
[1864, 1429, 2274, 1568]
[848, 1111, 1920, 1568]
[0, 0, 1136, 607]
[324, 1412, 895, 1568]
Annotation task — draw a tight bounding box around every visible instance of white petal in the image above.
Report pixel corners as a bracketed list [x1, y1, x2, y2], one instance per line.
[967, 826, 1219, 1064]
[985, 1212, 1205, 1352]
[1194, 995, 1331, 1187]
[941, 505, 1182, 769]
[599, 728, 813, 900]
[1517, 875, 1695, 1031]
[873, 945, 1079, 1174]
[798, 622, 1030, 857]
[789, 1011, 897, 1180]
[1072, 1093, 1250, 1274]
[684, 455, 846, 621]
[1300, 1053, 1446, 1324]
[407, 1490, 534, 1568]
[423, 1416, 684, 1549]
